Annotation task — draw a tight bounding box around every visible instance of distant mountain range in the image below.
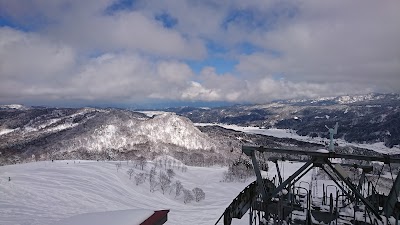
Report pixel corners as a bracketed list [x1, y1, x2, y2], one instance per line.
[1, 93, 398, 165]
[166, 93, 400, 148]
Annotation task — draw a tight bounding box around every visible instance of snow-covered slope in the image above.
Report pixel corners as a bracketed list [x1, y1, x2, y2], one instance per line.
[1, 158, 396, 224]
[0, 160, 250, 225]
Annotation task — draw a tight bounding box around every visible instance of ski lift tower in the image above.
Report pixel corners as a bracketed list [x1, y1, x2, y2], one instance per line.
[218, 145, 400, 225]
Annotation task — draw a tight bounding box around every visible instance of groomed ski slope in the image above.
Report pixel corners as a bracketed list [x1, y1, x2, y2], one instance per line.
[0, 160, 253, 225]
[2, 159, 389, 225]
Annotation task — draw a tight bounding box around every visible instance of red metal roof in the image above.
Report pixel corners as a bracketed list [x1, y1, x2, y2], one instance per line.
[140, 210, 169, 225]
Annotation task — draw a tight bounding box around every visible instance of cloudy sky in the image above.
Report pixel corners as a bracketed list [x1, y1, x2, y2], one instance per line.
[0, 0, 399, 108]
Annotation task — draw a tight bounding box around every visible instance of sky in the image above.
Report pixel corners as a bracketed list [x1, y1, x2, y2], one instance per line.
[0, 0, 399, 108]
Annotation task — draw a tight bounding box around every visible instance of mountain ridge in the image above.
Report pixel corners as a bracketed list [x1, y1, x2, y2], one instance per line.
[165, 93, 400, 148]
[1, 93, 399, 165]
[0, 108, 221, 165]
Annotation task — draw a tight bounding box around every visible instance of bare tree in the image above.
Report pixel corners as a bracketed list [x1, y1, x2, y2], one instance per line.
[176, 163, 181, 171]
[134, 173, 145, 185]
[115, 162, 122, 172]
[223, 159, 254, 182]
[158, 159, 162, 168]
[175, 180, 183, 198]
[192, 187, 205, 202]
[189, 153, 204, 166]
[149, 167, 157, 192]
[127, 168, 134, 179]
[137, 156, 147, 170]
[166, 168, 175, 179]
[11, 155, 21, 164]
[158, 171, 171, 194]
[167, 160, 172, 168]
[183, 189, 194, 204]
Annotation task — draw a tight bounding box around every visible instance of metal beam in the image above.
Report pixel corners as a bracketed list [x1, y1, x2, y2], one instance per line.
[242, 146, 400, 164]
[384, 171, 400, 217]
[248, 150, 268, 202]
[269, 159, 315, 199]
[321, 165, 354, 201]
[291, 163, 315, 188]
[326, 160, 382, 220]
[273, 160, 283, 185]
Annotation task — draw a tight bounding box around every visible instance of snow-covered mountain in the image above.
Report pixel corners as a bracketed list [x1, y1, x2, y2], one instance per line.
[1, 105, 339, 166]
[166, 93, 400, 149]
[0, 107, 221, 165]
[0, 104, 30, 110]
[273, 93, 400, 105]
[60, 111, 217, 153]
[2, 93, 399, 164]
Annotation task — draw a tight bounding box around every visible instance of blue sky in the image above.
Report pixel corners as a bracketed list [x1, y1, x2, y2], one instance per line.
[0, 0, 399, 108]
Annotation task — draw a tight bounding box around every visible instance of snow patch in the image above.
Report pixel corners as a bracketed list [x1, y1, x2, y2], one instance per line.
[137, 111, 172, 117]
[47, 123, 79, 133]
[55, 209, 153, 225]
[0, 104, 29, 110]
[317, 149, 329, 153]
[0, 129, 14, 136]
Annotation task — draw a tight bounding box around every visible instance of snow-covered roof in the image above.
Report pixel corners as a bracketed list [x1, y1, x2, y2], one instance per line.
[55, 209, 154, 225]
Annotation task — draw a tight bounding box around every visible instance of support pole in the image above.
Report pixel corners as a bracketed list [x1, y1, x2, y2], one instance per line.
[384, 172, 400, 217]
[274, 159, 283, 185]
[356, 170, 366, 206]
[291, 164, 314, 188]
[248, 150, 268, 202]
[321, 166, 353, 202]
[270, 159, 314, 199]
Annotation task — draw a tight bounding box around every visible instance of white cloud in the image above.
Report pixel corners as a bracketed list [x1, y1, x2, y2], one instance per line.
[0, 27, 76, 99]
[0, 27, 196, 103]
[157, 61, 193, 85]
[66, 54, 198, 101]
[50, 11, 206, 59]
[180, 68, 371, 103]
[181, 81, 220, 101]
[0, 0, 399, 106]
[237, 1, 400, 92]
[0, 28, 75, 79]
[0, 0, 206, 59]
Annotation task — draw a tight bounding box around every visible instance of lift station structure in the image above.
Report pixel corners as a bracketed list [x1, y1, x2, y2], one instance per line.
[217, 146, 400, 225]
